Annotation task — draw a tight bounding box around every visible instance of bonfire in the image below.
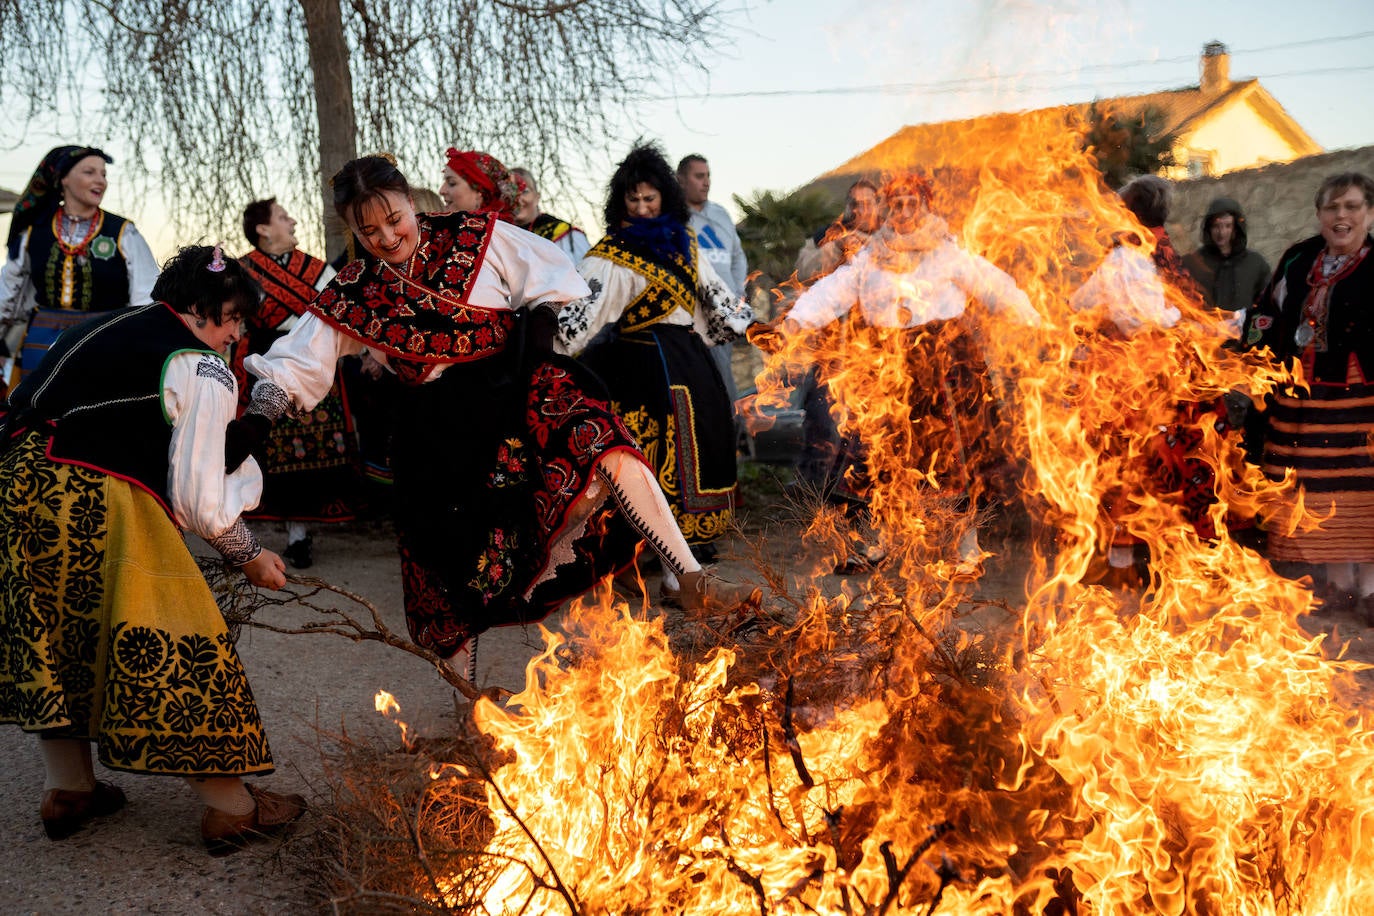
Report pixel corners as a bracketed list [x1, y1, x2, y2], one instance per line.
[227, 108, 1374, 915]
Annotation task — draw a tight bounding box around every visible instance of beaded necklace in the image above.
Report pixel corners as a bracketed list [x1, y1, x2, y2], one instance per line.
[54, 207, 103, 258]
[51, 207, 105, 308]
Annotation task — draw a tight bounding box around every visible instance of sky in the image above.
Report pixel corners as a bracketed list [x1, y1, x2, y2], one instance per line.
[2, 0, 1372, 259]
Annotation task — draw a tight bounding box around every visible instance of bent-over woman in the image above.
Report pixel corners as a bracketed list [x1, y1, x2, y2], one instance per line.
[0, 246, 304, 855]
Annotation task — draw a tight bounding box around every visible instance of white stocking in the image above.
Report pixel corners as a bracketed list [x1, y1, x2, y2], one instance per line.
[185, 777, 255, 815]
[39, 737, 94, 793]
[1327, 561, 1356, 591]
[596, 452, 701, 580]
[1358, 563, 1374, 597]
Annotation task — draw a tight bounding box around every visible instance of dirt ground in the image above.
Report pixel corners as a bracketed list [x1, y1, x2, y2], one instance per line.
[2, 476, 1372, 914]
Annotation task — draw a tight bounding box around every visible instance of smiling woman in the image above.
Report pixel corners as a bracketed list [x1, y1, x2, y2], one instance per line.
[0, 245, 306, 856]
[243, 154, 759, 673]
[0, 145, 159, 389]
[1243, 172, 1374, 619]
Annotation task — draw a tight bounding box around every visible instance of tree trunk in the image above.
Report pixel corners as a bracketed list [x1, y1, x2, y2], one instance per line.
[299, 0, 357, 260]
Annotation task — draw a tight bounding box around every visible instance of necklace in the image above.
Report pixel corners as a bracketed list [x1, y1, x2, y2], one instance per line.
[54, 207, 103, 265]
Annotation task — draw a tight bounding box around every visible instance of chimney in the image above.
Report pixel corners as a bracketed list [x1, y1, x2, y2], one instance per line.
[1201, 40, 1230, 94]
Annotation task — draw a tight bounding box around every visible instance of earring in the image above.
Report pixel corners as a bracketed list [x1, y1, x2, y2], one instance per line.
[195, 318, 207, 328]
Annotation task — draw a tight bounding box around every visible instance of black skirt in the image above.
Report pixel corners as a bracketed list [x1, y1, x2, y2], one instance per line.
[580, 324, 736, 545]
[388, 323, 645, 658]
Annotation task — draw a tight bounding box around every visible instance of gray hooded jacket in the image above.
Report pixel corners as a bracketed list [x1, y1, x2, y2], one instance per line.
[1182, 197, 1271, 311]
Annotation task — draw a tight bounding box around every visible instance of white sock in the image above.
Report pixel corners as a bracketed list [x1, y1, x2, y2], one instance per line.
[39, 738, 94, 793]
[286, 521, 309, 544]
[957, 527, 982, 564]
[1108, 546, 1135, 569]
[1328, 562, 1356, 591]
[1358, 564, 1374, 597]
[186, 777, 255, 815]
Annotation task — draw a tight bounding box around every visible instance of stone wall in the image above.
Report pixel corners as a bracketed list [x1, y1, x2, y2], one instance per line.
[1165, 145, 1374, 266]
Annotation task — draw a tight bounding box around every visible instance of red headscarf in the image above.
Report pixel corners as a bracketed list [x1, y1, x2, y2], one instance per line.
[880, 170, 933, 208]
[444, 148, 518, 222]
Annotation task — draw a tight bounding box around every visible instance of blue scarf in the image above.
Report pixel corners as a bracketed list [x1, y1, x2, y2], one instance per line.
[612, 215, 691, 266]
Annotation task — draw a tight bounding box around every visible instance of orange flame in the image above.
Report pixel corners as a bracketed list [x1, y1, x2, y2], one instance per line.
[390, 108, 1374, 912]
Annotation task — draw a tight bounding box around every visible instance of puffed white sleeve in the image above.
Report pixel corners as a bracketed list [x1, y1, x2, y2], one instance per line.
[163, 352, 265, 565]
[243, 311, 364, 416]
[0, 231, 36, 337]
[956, 247, 1040, 326]
[118, 222, 159, 307]
[694, 251, 754, 344]
[486, 220, 591, 309]
[564, 229, 591, 264]
[556, 253, 639, 355]
[786, 255, 862, 329]
[1070, 247, 1178, 335]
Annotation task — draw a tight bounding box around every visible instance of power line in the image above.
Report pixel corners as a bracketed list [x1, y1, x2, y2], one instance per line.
[645, 31, 1374, 102]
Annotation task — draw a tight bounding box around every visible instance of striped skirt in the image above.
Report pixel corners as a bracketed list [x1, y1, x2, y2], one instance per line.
[1262, 382, 1374, 563]
[19, 309, 114, 382]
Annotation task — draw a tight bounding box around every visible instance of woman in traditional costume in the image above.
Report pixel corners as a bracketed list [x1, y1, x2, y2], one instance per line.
[556, 143, 754, 568]
[235, 198, 357, 569]
[439, 147, 519, 217]
[0, 146, 159, 390]
[0, 246, 305, 855]
[244, 154, 753, 668]
[1243, 172, 1374, 619]
[1069, 174, 1241, 588]
[749, 171, 1037, 574]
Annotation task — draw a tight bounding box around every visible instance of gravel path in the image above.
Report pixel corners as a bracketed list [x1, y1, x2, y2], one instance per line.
[0, 517, 547, 915]
[3, 512, 1371, 913]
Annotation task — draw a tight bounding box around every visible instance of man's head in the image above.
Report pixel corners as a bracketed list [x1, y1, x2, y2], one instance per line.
[243, 198, 298, 254]
[510, 167, 541, 225]
[844, 179, 881, 234]
[676, 154, 710, 208]
[1209, 214, 1236, 254]
[879, 172, 933, 235]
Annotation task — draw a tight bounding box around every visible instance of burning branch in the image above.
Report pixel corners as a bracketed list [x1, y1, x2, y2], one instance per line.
[876, 823, 955, 915]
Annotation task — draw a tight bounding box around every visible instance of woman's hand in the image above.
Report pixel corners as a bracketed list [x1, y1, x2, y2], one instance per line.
[745, 321, 785, 354]
[241, 549, 287, 590]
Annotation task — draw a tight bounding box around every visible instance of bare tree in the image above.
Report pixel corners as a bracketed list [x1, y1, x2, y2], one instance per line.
[0, 0, 744, 256]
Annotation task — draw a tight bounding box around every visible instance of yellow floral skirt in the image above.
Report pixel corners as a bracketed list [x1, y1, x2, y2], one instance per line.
[0, 431, 273, 776]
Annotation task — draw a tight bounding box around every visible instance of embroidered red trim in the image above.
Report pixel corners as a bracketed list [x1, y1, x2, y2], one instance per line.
[307, 212, 510, 364]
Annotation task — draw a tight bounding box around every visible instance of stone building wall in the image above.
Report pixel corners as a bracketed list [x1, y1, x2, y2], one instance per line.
[1166, 145, 1374, 267]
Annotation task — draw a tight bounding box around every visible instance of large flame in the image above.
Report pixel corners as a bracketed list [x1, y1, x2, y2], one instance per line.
[392, 109, 1374, 913]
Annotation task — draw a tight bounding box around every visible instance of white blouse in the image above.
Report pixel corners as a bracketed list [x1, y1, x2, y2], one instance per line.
[786, 223, 1037, 330]
[1069, 245, 1180, 335]
[0, 217, 159, 336]
[246, 219, 590, 412]
[163, 351, 263, 542]
[556, 242, 754, 356]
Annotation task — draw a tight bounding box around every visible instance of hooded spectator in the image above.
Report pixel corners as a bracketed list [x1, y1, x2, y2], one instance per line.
[1183, 197, 1271, 313]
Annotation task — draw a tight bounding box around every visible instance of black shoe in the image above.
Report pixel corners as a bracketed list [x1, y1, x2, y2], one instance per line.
[833, 554, 873, 576]
[283, 537, 313, 569]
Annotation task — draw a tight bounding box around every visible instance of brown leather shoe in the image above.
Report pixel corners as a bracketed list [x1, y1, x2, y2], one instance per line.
[201, 784, 306, 856]
[41, 781, 127, 840]
[664, 570, 763, 616]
